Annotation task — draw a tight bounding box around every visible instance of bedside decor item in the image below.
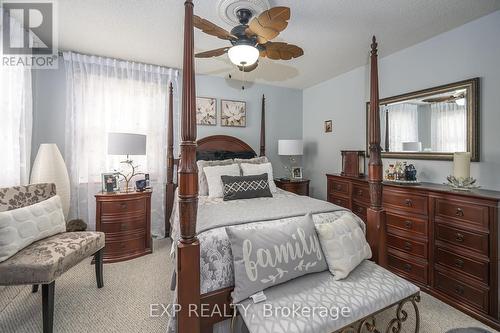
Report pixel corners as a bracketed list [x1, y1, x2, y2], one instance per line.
[221, 99, 246, 127]
[384, 161, 420, 184]
[30, 144, 71, 219]
[196, 97, 217, 125]
[324, 120, 332, 133]
[278, 139, 303, 179]
[101, 172, 120, 193]
[291, 166, 303, 180]
[340, 150, 365, 177]
[136, 179, 147, 191]
[95, 191, 152, 263]
[445, 152, 479, 191]
[108, 133, 147, 192]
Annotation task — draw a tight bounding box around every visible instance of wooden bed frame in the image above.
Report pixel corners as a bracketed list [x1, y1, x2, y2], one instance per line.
[172, 2, 385, 332]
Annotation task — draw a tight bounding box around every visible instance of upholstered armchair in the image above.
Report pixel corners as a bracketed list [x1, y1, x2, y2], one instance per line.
[0, 183, 105, 333]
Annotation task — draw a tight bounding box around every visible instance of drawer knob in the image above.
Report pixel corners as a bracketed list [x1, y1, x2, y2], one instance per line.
[120, 202, 127, 209]
[405, 199, 413, 207]
[403, 263, 412, 272]
[404, 242, 412, 251]
[335, 184, 342, 190]
[454, 259, 464, 268]
[455, 233, 465, 243]
[356, 207, 364, 213]
[455, 208, 464, 217]
[455, 285, 465, 295]
[356, 189, 363, 196]
[404, 220, 413, 229]
[120, 243, 127, 249]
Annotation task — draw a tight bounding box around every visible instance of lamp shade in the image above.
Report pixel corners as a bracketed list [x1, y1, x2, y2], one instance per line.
[278, 140, 303, 156]
[30, 144, 70, 219]
[108, 133, 146, 156]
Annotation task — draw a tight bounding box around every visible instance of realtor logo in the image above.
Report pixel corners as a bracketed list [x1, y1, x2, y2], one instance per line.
[1, 0, 58, 68]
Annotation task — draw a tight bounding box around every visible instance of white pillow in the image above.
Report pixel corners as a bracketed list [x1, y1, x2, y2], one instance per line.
[197, 159, 234, 196]
[0, 195, 66, 263]
[315, 213, 372, 280]
[240, 162, 277, 193]
[203, 164, 241, 198]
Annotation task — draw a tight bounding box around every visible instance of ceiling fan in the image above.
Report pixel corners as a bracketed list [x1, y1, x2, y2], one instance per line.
[194, 6, 303, 72]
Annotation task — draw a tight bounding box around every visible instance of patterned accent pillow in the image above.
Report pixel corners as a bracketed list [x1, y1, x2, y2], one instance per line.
[0, 183, 57, 212]
[226, 213, 328, 303]
[221, 174, 272, 201]
[197, 159, 234, 196]
[315, 213, 372, 280]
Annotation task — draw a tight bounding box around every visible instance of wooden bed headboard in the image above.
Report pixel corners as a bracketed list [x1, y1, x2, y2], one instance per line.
[197, 135, 256, 155]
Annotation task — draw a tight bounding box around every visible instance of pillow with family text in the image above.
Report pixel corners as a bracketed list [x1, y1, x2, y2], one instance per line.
[225, 214, 327, 303]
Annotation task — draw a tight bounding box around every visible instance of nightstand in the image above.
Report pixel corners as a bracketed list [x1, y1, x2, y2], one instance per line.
[95, 191, 152, 263]
[274, 178, 310, 196]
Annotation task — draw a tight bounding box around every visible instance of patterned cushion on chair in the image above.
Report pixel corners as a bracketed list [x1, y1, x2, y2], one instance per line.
[0, 232, 104, 285]
[0, 183, 56, 212]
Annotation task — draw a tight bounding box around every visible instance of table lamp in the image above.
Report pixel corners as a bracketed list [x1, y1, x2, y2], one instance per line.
[278, 139, 303, 179]
[108, 133, 147, 192]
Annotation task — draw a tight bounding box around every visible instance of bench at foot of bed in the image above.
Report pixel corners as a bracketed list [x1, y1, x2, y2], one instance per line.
[236, 260, 420, 333]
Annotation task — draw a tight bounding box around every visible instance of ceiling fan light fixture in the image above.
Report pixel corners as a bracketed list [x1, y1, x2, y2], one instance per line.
[228, 44, 259, 67]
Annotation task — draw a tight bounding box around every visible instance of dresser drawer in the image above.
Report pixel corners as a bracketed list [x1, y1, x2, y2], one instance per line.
[383, 189, 427, 215]
[387, 233, 427, 258]
[387, 252, 427, 284]
[435, 246, 489, 283]
[351, 202, 367, 220]
[435, 223, 488, 256]
[352, 184, 370, 204]
[101, 198, 145, 215]
[328, 179, 349, 196]
[434, 198, 489, 229]
[328, 195, 350, 209]
[434, 269, 489, 312]
[386, 213, 427, 237]
[99, 218, 146, 233]
[105, 234, 147, 255]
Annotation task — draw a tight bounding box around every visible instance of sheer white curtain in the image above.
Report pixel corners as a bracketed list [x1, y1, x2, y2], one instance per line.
[383, 103, 418, 152]
[64, 52, 178, 237]
[0, 9, 32, 187]
[431, 102, 466, 152]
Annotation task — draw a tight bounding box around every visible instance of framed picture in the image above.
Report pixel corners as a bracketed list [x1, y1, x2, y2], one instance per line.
[221, 99, 246, 127]
[291, 167, 303, 180]
[196, 97, 217, 125]
[101, 172, 120, 193]
[324, 120, 332, 133]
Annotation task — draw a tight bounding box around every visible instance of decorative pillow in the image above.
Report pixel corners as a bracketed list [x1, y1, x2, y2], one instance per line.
[234, 156, 268, 165]
[315, 213, 372, 280]
[221, 173, 272, 201]
[226, 213, 328, 303]
[197, 158, 234, 196]
[240, 162, 277, 193]
[0, 195, 66, 263]
[203, 164, 241, 198]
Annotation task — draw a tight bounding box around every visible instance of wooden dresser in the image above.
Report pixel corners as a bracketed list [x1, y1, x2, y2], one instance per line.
[95, 191, 152, 263]
[326, 173, 500, 329]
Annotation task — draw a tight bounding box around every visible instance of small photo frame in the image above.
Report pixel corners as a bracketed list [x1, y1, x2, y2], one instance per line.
[196, 97, 217, 126]
[324, 120, 332, 133]
[221, 99, 246, 127]
[291, 167, 303, 180]
[102, 172, 120, 193]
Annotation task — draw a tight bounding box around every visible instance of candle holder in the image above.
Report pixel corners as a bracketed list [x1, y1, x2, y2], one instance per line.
[445, 175, 480, 191]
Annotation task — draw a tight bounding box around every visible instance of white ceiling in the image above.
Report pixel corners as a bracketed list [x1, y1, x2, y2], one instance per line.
[57, 0, 500, 89]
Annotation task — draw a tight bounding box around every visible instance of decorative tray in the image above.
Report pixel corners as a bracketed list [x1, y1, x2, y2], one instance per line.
[384, 179, 421, 185]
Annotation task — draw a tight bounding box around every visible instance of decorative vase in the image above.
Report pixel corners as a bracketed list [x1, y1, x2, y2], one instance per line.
[30, 144, 71, 219]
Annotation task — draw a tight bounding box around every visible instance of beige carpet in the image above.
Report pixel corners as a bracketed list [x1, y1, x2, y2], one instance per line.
[0, 238, 497, 333]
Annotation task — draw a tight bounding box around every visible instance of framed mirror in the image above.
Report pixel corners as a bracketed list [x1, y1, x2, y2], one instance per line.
[366, 78, 479, 161]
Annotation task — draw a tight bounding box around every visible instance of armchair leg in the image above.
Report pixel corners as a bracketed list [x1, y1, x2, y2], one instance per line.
[32, 284, 39, 293]
[94, 249, 104, 288]
[42, 282, 55, 333]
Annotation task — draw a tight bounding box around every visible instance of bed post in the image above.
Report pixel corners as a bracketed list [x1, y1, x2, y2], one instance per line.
[367, 36, 387, 266]
[260, 94, 266, 156]
[166, 82, 175, 236]
[177, 0, 200, 332]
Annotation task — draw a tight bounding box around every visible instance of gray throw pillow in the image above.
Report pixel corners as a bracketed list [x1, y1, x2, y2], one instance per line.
[221, 173, 272, 201]
[226, 214, 328, 303]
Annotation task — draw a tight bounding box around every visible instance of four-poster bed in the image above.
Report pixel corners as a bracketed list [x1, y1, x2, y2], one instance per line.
[170, 1, 419, 332]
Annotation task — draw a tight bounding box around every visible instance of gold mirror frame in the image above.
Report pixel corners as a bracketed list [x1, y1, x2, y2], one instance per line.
[366, 78, 480, 161]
